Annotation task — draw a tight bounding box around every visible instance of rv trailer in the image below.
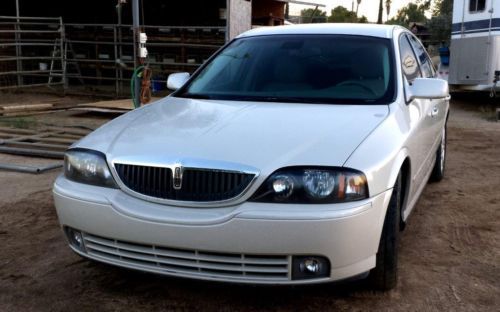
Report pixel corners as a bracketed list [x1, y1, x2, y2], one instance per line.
[445, 0, 500, 94]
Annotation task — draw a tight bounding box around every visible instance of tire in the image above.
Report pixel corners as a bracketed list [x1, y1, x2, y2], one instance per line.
[429, 124, 447, 182]
[370, 173, 401, 291]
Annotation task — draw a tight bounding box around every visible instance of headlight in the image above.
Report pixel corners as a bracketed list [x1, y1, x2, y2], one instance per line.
[64, 149, 118, 188]
[250, 167, 368, 203]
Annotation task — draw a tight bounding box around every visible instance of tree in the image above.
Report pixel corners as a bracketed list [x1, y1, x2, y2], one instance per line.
[385, 0, 392, 21]
[429, 0, 453, 44]
[386, 0, 431, 27]
[432, 0, 453, 16]
[377, 0, 383, 24]
[356, 0, 362, 16]
[300, 8, 327, 23]
[328, 6, 368, 23]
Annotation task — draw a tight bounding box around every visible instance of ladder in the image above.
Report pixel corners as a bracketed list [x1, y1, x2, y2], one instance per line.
[48, 39, 84, 87]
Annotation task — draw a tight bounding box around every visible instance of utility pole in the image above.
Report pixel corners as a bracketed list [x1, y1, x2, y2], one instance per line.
[15, 0, 22, 87]
[132, 0, 141, 106]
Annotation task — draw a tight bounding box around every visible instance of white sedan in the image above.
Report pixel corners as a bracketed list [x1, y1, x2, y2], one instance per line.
[54, 24, 449, 290]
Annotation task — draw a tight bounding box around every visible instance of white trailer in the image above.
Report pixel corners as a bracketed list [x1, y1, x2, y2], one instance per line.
[445, 0, 500, 94]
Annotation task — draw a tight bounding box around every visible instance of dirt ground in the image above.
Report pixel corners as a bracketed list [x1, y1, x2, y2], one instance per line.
[0, 92, 498, 311]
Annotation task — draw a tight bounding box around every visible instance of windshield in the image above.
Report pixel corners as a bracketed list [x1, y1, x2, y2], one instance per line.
[176, 34, 395, 104]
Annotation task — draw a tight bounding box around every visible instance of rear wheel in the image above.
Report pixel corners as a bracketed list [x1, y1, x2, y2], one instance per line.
[370, 173, 401, 291]
[429, 124, 447, 182]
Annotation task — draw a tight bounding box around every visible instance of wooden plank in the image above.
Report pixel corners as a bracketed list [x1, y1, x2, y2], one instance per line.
[76, 98, 159, 110]
[0, 103, 53, 112]
[70, 107, 129, 114]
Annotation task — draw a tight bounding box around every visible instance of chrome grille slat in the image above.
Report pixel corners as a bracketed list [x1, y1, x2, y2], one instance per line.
[84, 234, 289, 265]
[90, 251, 288, 281]
[114, 164, 255, 202]
[82, 233, 289, 281]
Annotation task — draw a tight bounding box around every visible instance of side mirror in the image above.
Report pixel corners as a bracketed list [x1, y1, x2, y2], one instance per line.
[407, 78, 449, 102]
[167, 72, 190, 91]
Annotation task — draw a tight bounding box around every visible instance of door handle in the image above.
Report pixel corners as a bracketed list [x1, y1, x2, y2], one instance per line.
[431, 106, 439, 117]
[445, 95, 451, 101]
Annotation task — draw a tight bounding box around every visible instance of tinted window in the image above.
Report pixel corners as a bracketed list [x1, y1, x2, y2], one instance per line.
[469, 0, 486, 12]
[407, 35, 434, 78]
[177, 35, 395, 105]
[399, 35, 421, 82]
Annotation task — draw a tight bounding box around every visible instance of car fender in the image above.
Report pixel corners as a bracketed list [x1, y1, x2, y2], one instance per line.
[343, 108, 409, 197]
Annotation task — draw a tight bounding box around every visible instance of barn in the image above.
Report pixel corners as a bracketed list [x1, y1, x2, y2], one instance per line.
[1, 0, 319, 96]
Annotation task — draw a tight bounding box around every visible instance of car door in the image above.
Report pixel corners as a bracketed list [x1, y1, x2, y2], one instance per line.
[407, 34, 448, 171]
[398, 34, 435, 201]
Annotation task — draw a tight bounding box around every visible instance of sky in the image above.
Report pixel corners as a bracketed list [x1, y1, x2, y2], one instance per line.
[290, 0, 415, 23]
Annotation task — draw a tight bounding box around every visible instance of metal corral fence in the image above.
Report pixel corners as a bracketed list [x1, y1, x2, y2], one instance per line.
[0, 16, 225, 97]
[0, 16, 65, 91]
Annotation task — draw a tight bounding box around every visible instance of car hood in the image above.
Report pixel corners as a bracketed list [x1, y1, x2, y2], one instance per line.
[76, 97, 389, 176]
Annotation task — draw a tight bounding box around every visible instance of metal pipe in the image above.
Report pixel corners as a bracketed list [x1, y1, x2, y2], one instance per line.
[117, 3, 124, 95]
[132, 0, 140, 68]
[114, 26, 119, 97]
[60, 17, 67, 91]
[15, 0, 22, 88]
[0, 56, 61, 62]
[132, 0, 141, 106]
[0, 163, 62, 174]
[0, 15, 61, 20]
[0, 146, 65, 158]
[0, 70, 63, 76]
[0, 29, 63, 33]
[0, 82, 64, 90]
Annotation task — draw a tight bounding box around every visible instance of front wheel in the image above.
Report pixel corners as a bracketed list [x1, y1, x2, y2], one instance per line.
[429, 124, 447, 182]
[369, 173, 401, 291]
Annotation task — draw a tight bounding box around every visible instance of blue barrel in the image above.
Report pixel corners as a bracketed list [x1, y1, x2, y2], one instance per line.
[151, 78, 165, 93]
[439, 47, 450, 66]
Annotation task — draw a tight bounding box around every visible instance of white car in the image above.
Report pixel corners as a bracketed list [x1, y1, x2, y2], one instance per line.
[54, 24, 449, 290]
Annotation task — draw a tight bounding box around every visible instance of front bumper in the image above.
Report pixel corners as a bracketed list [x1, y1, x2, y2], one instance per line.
[53, 175, 392, 285]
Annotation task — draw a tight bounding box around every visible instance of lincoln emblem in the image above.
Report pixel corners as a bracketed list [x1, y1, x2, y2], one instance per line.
[173, 166, 182, 190]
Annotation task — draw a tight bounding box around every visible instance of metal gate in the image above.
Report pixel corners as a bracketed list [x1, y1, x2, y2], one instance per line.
[0, 16, 65, 90]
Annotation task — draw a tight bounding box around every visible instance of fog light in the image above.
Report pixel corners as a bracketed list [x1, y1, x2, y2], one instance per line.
[292, 256, 330, 280]
[301, 258, 320, 273]
[65, 227, 86, 252]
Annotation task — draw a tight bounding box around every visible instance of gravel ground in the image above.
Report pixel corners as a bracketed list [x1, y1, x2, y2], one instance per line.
[0, 93, 498, 311]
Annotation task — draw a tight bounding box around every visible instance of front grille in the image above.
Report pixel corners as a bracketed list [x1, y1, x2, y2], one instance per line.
[114, 164, 255, 202]
[82, 233, 290, 282]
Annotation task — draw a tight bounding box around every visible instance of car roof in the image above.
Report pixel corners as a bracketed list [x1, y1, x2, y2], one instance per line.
[237, 23, 401, 40]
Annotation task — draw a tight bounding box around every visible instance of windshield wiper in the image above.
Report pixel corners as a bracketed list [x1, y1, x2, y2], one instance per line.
[177, 93, 213, 100]
[255, 96, 327, 104]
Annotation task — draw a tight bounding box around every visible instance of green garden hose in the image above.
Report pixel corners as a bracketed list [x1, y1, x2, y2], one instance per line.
[130, 65, 145, 109]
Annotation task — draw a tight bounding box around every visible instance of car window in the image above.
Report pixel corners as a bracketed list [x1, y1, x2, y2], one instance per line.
[399, 35, 421, 82]
[407, 35, 434, 78]
[177, 35, 396, 105]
